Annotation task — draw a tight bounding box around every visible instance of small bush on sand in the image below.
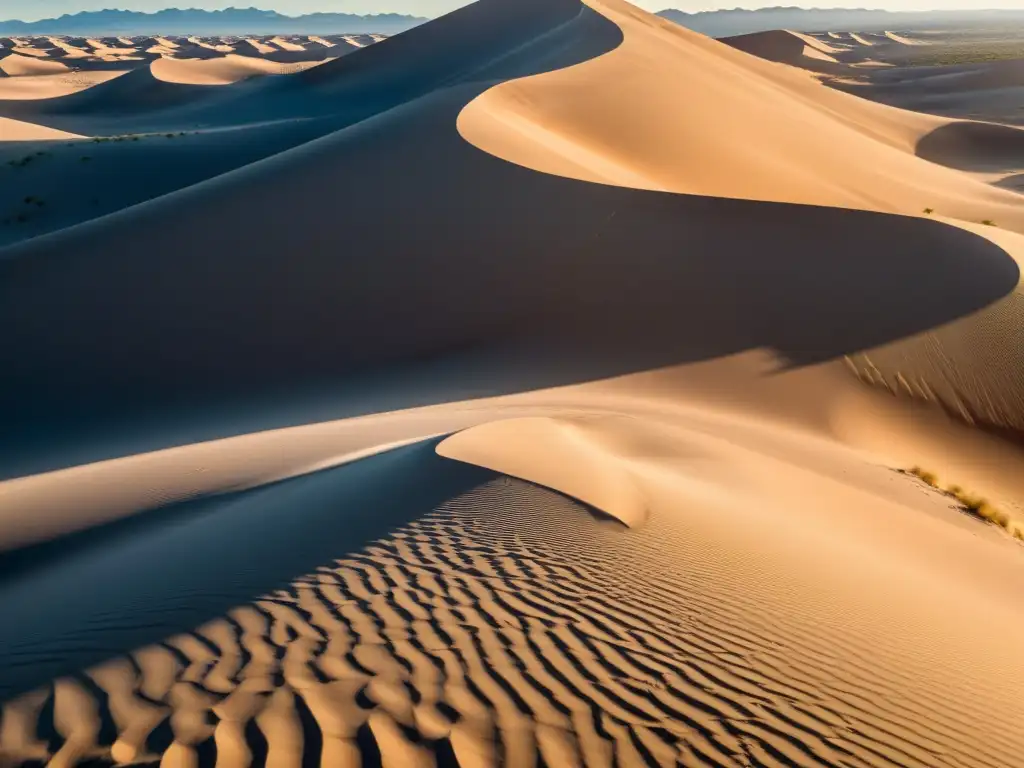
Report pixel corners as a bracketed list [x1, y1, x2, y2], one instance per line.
[909, 466, 938, 487]
[906, 467, 1020, 536]
[956, 491, 1011, 531]
[981, 219, 996, 226]
[923, 207, 934, 214]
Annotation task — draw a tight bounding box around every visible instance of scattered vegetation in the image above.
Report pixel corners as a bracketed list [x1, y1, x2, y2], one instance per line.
[906, 466, 1023, 539]
[91, 134, 143, 144]
[981, 219, 996, 226]
[6, 151, 49, 169]
[923, 207, 934, 215]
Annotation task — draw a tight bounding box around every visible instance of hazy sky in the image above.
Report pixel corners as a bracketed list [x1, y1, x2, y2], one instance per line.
[3, 0, 1024, 21]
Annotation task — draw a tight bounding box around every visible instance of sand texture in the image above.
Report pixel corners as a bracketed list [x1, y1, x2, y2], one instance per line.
[1, 0, 1024, 765]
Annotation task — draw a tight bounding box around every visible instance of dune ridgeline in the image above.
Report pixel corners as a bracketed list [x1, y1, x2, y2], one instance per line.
[0, 0, 1023, 766]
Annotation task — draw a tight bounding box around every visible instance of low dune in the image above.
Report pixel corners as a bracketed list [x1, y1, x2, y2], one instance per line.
[0, 0, 1023, 765]
[241, 38, 277, 56]
[0, 70, 127, 100]
[46, 37, 92, 59]
[269, 36, 306, 52]
[885, 30, 928, 45]
[151, 54, 329, 85]
[720, 30, 843, 73]
[0, 53, 70, 77]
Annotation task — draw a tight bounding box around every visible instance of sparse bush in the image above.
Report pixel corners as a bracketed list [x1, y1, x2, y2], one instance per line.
[981, 219, 996, 226]
[906, 467, 1021, 537]
[923, 207, 934, 214]
[909, 466, 938, 486]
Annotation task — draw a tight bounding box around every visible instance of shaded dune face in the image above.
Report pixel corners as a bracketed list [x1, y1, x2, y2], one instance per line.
[0, 0, 1017, 468]
[1, 460, 1021, 767]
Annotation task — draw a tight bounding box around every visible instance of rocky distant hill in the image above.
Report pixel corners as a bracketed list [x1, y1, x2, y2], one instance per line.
[0, 7, 426, 35]
[657, 6, 1024, 37]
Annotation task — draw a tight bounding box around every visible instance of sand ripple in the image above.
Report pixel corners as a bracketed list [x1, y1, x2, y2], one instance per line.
[0, 476, 1020, 767]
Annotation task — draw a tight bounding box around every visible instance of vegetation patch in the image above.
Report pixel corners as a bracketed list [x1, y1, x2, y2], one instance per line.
[905, 466, 1023, 539]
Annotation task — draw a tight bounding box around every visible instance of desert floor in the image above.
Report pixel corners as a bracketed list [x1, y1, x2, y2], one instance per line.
[1, 1, 1024, 766]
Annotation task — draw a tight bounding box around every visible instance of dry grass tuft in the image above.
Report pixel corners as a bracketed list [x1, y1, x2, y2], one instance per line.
[906, 467, 1021, 537]
[909, 466, 938, 487]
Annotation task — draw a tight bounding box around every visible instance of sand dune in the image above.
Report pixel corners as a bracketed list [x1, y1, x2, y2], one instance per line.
[848, 32, 875, 46]
[885, 30, 928, 45]
[720, 30, 843, 72]
[0, 53, 70, 77]
[269, 36, 306, 52]
[1, 0, 1024, 765]
[241, 38, 277, 56]
[0, 69, 127, 100]
[151, 54, 329, 85]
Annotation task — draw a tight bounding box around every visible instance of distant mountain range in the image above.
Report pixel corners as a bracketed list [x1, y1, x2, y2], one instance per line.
[0, 7, 426, 36]
[657, 6, 1024, 37]
[5, 5, 1024, 39]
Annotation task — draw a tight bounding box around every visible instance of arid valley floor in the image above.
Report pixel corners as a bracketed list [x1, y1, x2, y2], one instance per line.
[2, 2, 1024, 766]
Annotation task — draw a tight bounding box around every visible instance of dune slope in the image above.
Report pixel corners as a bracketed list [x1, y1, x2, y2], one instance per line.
[1, 0, 1024, 766]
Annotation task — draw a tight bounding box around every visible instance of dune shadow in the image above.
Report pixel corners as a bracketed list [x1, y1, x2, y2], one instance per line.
[0, 0, 1019, 478]
[916, 119, 1024, 171]
[0, 438, 496, 701]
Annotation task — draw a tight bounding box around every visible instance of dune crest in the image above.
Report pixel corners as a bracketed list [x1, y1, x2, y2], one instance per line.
[0, 53, 70, 77]
[438, 416, 647, 527]
[150, 54, 327, 85]
[458, 0, 1024, 236]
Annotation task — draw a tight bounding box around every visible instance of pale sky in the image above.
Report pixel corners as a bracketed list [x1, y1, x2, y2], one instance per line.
[3, 0, 1023, 22]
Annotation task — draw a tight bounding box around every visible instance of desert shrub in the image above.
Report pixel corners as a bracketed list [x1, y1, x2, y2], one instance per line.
[981, 219, 996, 226]
[908, 467, 1021, 537]
[923, 207, 934, 214]
[909, 466, 938, 486]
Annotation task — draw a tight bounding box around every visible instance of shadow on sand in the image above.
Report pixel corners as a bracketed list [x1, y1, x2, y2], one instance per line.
[0, 438, 495, 701]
